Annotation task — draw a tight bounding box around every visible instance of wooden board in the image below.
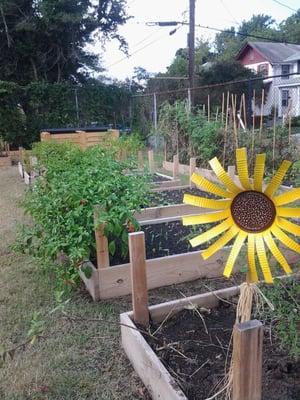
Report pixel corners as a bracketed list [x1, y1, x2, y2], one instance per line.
[82, 244, 299, 300]
[134, 203, 202, 222]
[121, 286, 241, 400]
[153, 179, 182, 189]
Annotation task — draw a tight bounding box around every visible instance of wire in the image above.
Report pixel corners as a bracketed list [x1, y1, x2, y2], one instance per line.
[106, 32, 168, 68]
[270, 0, 297, 12]
[218, 0, 240, 25]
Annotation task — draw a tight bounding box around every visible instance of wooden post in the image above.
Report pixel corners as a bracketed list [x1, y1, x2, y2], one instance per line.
[232, 94, 238, 149]
[148, 149, 154, 173]
[223, 91, 230, 166]
[207, 94, 210, 122]
[129, 232, 149, 327]
[221, 92, 225, 126]
[94, 206, 109, 269]
[79, 131, 87, 149]
[233, 320, 263, 400]
[189, 157, 196, 188]
[242, 93, 247, 130]
[138, 150, 144, 170]
[40, 131, 51, 142]
[173, 154, 179, 179]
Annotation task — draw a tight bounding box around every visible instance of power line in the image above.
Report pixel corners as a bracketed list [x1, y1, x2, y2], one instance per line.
[147, 20, 299, 45]
[219, 0, 240, 25]
[270, 0, 297, 12]
[106, 31, 168, 69]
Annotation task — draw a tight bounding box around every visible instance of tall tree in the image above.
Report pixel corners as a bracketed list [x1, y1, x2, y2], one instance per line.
[0, 0, 129, 84]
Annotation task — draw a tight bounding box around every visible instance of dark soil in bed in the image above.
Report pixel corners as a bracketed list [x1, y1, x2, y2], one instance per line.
[148, 187, 215, 207]
[91, 220, 216, 267]
[142, 300, 300, 400]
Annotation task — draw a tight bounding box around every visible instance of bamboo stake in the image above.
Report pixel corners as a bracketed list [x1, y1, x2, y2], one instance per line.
[273, 99, 277, 173]
[259, 89, 265, 140]
[223, 92, 230, 167]
[129, 232, 149, 327]
[232, 320, 263, 400]
[207, 94, 210, 122]
[189, 157, 196, 188]
[242, 93, 247, 130]
[215, 106, 219, 122]
[232, 94, 238, 149]
[251, 90, 256, 164]
[173, 154, 179, 179]
[221, 92, 225, 126]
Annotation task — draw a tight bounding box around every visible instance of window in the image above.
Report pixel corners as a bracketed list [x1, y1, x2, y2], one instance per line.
[282, 90, 289, 107]
[257, 63, 269, 77]
[281, 64, 290, 79]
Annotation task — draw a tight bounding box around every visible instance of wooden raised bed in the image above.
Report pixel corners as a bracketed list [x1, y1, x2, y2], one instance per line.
[121, 285, 241, 400]
[40, 129, 119, 149]
[79, 201, 299, 300]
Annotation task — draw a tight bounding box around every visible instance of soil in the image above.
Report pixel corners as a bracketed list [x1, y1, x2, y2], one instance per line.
[91, 220, 217, 267]
[143, 300, 300, 400]
[148, 187, 215, 207]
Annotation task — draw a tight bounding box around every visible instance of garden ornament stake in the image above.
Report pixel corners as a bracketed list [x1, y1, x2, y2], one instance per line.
[183, 147, 300, 399]
[183, 147, 300, 321]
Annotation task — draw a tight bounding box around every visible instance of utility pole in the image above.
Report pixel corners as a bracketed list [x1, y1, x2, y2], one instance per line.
[188, 0, 196, 109]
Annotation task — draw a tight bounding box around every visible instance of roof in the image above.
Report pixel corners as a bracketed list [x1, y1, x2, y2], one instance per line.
[236, 41, 300, 63]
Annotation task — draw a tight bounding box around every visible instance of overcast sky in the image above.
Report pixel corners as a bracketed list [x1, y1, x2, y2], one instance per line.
[94, 0, 298, 81]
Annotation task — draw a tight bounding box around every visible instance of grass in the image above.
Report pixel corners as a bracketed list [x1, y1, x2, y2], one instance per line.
[0, 167, 145, 400]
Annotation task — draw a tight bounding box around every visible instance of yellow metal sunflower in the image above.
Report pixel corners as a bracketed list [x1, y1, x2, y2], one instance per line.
[183, 148, 300, 283]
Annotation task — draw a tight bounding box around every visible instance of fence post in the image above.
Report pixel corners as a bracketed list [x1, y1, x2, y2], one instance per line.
[153, 93, 158, 132]
[79, 131, 87, 149]
[148, 149, 154, 173]
[189, 157, 196, 187]
[232, 320, 263, 400]
[129, 232, 149, 327]
[173, 154, 179, 179]
[94, 205, 110, 269]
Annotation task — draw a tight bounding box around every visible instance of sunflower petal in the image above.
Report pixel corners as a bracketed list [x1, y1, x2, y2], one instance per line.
[271, 225, 300, 254]
[183, 194, 231, 210]
[276, 207, 300, 218]
[190, 217, 232, 247]
[255, 235, 273, 283]
[277, 217, 300, 236]
[191, 173, 233, 198]
[264, 160, 292, 198]
[223, 231, 248, 278]
[263, 231, 292, 274]
[247, 234, 259, 282]
[253, 154, 266, 192]
[273, 188, 300, 206]
[182, 210, 230, 225]
[236, 148, 252, 190]
[201, 225, 239, 260]
[209, 157, 241, 194]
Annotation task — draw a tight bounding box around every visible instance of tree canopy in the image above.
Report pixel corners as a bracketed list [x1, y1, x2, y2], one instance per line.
[0, 0, 129, 84]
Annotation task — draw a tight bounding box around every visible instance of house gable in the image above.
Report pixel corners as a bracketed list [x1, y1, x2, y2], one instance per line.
[236, 43, 269, 66]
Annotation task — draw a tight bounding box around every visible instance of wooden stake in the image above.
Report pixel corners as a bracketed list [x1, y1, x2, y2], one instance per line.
[273, 101, 277, 173]
[231, 94, 238, 149]
[242, 93, 247, 130]
[138, 150, 144, 170]
[251, 90, 256, 163]
[228, 165, 236, 181]
[259, 89, 265, 139]
[232, 319, 263, 400]
[215, 106, 219, 122]
[129, 232, 149, 327]
[94, 205, 109, 269]
[223, 92, 230, 166]
[148, 149, 154, 173]
[164, 141, 167, 161]
[173, 154, 179, 179]
[221, 92, 225, 126]
[288, 113, 292, 146]
[189, 157, 196, 188]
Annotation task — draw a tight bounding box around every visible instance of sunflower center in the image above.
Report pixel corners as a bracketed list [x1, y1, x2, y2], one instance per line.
[231, 190, 276, 233]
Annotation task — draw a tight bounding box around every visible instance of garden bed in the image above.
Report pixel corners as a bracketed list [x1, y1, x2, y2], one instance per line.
[121, 284, 300, 400]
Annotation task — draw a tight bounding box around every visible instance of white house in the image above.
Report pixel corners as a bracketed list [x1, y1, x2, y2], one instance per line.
[236, 41, 300, 117]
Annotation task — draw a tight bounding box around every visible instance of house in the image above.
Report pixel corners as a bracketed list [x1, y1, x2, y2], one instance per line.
[236, 41, 300, 117]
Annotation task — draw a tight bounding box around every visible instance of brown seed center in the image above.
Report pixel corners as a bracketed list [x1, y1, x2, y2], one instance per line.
[231, 191, 276, 233]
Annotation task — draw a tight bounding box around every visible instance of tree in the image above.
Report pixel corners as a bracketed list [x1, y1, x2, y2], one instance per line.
[0, 0, 130, 84]
[280, 9, 300, 43]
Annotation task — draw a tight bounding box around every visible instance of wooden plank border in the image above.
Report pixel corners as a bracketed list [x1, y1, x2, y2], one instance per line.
[120, 286, 241, 400]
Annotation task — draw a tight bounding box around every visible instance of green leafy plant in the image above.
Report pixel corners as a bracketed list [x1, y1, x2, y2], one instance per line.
[18, 142, 150, 291]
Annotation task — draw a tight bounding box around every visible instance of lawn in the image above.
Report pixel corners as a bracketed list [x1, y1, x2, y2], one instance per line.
[0, 166, 234, 400]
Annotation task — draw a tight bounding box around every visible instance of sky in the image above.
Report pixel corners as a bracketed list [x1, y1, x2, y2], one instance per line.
[94, 0, 299, 81]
